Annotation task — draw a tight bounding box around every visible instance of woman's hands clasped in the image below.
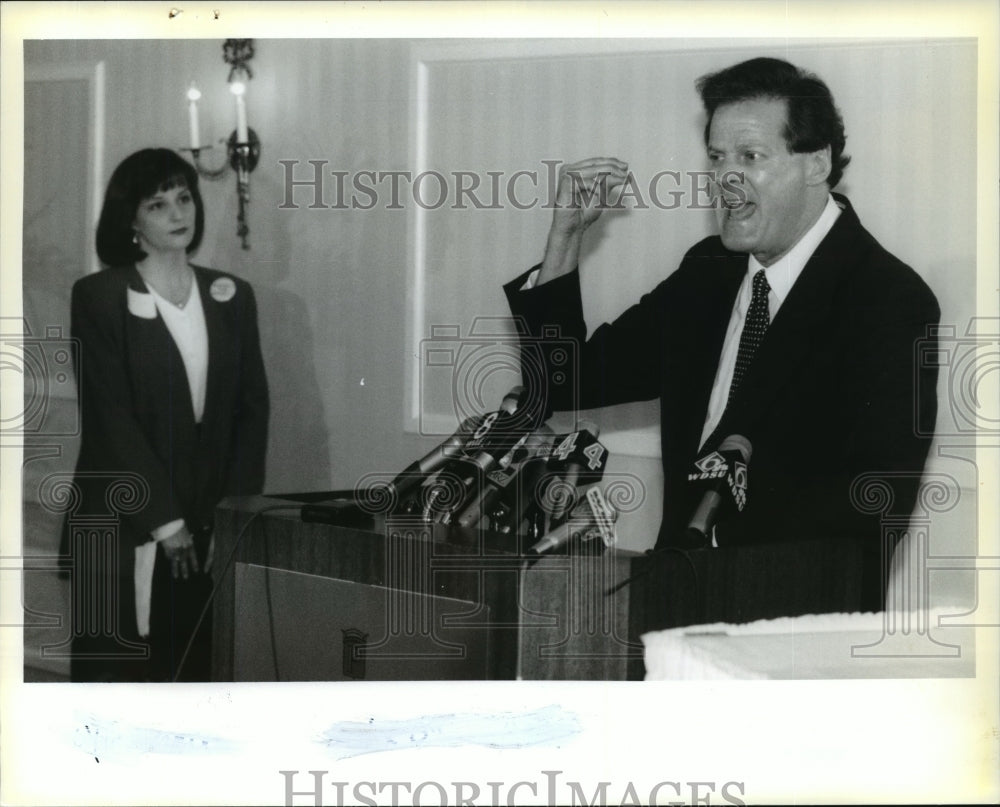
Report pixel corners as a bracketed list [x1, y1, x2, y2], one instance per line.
[160, 524, 201, 580]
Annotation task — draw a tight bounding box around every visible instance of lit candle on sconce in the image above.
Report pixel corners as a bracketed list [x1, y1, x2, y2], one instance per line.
[187, 83, 201, 150]
[183, 39, 259, 250]
[230, 80, 248, 143]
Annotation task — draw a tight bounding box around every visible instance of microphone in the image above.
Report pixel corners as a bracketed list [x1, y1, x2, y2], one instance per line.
[685, 434, 752, 544]
[527, 485, 617, 558]
[494, 431, 557, 535]
[424, 386, 535, 522]
[541, 421, 607, 525]
[458, 385, 540, 459]
[454, 425, 554, 529]
[390, 415, 482, 505]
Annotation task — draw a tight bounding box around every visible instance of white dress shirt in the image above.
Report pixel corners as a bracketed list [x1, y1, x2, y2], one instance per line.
[519, 194, 842, 444]
[699, 195, 842, 446]
[520, 196, 842, 552]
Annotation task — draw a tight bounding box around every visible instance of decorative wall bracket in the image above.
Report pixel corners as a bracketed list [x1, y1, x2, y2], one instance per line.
[180, 39, 259, 250]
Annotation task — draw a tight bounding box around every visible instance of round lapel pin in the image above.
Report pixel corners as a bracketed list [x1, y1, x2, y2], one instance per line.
[209, 277, 236, 302]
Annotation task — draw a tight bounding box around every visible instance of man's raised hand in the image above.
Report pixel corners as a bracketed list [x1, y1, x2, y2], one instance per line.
[538, 157, 629, 285]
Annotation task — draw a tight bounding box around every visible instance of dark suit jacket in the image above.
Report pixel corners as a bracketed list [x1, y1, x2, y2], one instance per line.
[66, 264, 269, 579]
[505, 194, 940, 550]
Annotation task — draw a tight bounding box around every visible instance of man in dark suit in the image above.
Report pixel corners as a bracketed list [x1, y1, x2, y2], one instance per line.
[505, 58, 939, 572]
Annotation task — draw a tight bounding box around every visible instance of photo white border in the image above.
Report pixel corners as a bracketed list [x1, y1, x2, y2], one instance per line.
[2, 2, 997, 805]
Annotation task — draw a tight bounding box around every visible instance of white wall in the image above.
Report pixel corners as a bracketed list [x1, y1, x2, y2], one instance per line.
[22, 38, 978, 561]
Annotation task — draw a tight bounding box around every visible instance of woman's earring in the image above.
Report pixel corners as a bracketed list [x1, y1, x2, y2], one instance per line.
[132, 231, 140, 245]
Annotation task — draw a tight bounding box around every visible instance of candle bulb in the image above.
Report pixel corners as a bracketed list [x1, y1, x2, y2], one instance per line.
[186, 83, 201, 150]
[231, 80, 248, 143]
[236, 96, 248, 143]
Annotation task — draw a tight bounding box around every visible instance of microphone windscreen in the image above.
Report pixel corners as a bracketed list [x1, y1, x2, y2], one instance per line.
[499, 385, 525, 414]
[717, 434, 752, 462]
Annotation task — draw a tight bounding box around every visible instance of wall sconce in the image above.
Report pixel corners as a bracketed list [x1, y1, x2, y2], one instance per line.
[182, 39, 260, 250]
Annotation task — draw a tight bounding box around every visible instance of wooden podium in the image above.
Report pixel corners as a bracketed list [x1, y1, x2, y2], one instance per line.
[211, 496, 885, 681]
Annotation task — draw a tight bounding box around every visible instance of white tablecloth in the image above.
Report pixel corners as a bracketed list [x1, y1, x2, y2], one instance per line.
[642, 608, 975, 679]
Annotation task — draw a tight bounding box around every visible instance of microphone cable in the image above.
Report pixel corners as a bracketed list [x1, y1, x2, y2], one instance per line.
[604, 544, 701, 603]
[172, 504, 302, 683]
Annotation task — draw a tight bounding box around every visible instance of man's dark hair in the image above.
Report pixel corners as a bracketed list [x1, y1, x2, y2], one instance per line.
[95, 148, 205, 267]
[696, 57, 851, 188]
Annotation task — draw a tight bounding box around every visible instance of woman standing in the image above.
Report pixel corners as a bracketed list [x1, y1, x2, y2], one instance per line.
[67, 148, 269, 681]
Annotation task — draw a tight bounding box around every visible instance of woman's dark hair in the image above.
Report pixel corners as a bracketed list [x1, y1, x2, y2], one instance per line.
[95, 148, 205, 267]
[696, 57, 851, 188]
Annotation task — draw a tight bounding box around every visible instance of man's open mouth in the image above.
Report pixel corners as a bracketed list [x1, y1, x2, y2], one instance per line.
[722, 198, 755, 220]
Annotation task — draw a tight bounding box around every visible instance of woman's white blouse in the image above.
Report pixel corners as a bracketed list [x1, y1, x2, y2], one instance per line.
[147, 279, 209, 423]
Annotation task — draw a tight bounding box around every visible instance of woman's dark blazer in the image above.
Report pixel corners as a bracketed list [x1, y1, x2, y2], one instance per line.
[65, 264, 269, 611]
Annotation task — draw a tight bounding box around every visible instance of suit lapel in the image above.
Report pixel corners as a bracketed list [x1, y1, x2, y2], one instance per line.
[674, 254, 746, 458]
[124, 265, 199, 431]
[717, 197, 861, 439]
[194, 267, 235, 444]
[124, 265, 239, 454]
